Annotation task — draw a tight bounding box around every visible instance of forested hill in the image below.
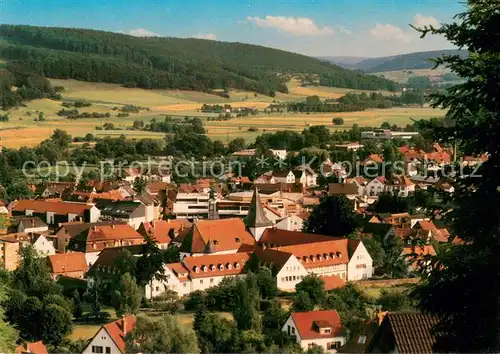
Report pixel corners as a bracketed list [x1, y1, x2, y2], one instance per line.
[349, 49, 468, 73]
[0, 24, 398, 96]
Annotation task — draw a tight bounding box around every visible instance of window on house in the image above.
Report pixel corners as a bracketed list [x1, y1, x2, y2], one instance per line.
[105, 347, 111, 354]
[92, 346, 104, 353]
[200, 279, 203, 284]
[291, 327, 295, 334]
[210, 278, 214, 283]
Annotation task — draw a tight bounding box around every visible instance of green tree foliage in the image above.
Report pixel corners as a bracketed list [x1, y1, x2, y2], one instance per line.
[303, 195, 357, 237]
[262, 299, 288, 345]
[256, 267, 278, 299]
[71, 289, 83, 320]
[411, 2, 500, 351]
[0, 284, 18, 352]
[126, 314, 200, 353]
[195, 313, 240, 353]
[295, 275, 326, 307]
[4, 246, 72, 346]
[377, 289, 416, 311]
[0, 24, 396, 95]
[227, 137, 247, 153]
[39, 303, 73, 346]
[292, 291, 314, 312]
[132, 177, 146, 193]
[112, 273, 143, 317]
[12, 245, 61, 297]
[373, 192, 410, 214]
[232, 275, 261, 331]
[360, 236, 386, 268]
[332, 117, 345, 125]
[407, 76, 432, 89]
[323, 283, 372, 340]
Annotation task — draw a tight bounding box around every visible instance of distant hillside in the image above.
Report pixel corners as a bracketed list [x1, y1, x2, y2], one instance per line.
[350, 50, 468, 73]
[317, 56, 369, 67]
[0, 24, 398, 101]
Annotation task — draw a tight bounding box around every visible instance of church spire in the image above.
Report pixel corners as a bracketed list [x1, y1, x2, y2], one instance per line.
[245, 185, 273, 229]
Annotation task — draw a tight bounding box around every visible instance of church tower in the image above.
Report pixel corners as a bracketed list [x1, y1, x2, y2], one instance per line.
[244, 185, 273, 241]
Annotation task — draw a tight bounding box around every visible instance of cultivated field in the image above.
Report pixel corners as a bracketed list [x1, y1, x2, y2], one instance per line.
[373, 68, 450, 84]
[0, 79, 446, 148]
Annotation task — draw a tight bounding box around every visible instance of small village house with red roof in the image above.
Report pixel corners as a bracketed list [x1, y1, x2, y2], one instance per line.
[282, 310, 346, 352]
[67, 224, 145, 266]
[345, 177, 369, 196]
[82, 315, 136, 354]
[11, 200, 101, 225]
[15, 341, 48, 354]
[365, 176, 415, 197]
[137, 219, 192, 249]
[401, 245, 437, 272]
[47, 252, 88, 279]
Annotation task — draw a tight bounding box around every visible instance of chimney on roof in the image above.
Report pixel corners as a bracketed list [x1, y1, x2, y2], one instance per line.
[111, 224, 115, 229]
[122, 315, 127, 335]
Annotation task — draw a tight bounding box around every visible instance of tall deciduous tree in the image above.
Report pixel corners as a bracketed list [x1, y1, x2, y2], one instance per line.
[125, 315, 200, 353]
[303, 195, 357, 237]
[112, 273, 142, 317]
[412, 2, 500, 351]
[0, 284, 18, 352]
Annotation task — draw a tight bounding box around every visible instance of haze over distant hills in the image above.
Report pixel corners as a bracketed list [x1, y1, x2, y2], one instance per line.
[320, 50, 468, 73]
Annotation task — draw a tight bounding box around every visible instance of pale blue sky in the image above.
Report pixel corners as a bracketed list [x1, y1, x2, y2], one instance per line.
[1, 0, 465, 57]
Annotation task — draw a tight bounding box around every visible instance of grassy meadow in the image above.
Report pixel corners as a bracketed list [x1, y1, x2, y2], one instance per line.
[0, 78, 447, 147]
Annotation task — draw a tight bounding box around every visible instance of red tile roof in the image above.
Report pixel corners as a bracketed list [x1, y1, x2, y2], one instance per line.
[182, 218, 255, 254]
[139, 219, 192, 244]
[365, 154, 383, 164]
[87, 224, 143, 242]
[321, 275, 345, 291]
[259, 228, 335, 247]
[16, 341, 48, 354]
[102, 315, 136, 354]
[48, 252, 88, 274]
[182, 252, 250, 279]
[376, 312, 439, 354]
[12, 200, 94, 215]
[277, 239, 349, 268]
[291, 310, 344, 340]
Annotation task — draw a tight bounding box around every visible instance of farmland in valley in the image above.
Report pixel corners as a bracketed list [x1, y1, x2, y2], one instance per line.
[0, 79, 446, 148]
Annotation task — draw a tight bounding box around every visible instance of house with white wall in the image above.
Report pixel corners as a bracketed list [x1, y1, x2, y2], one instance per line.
[345, 177, 369, 196]
[11, 200, 100, 225]
[282, 310, 347, 352]
[82, 315, 135, 354]
[98, 200, 152, 230]
[16, 217, 49, 234]
[274, 214, 304, 232]
[272, 170, 297, 184]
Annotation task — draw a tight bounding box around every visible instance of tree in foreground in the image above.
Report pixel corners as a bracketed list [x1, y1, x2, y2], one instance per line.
[125, 314, 199, 353]
[412, 1, 500, 351]
[303, 195, 357, 236]
[0, 284, 18, 352]
[112, 273, 143, 317]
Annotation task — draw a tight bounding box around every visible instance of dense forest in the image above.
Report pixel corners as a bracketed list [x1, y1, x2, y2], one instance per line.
[0, 24, 398, 98]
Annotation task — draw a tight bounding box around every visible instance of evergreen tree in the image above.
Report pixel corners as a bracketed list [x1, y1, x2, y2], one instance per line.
[303, 195, 357, 237]
[411, 2, 500, 351]
[71, 290, 83, 320]
[112, 273, 142, 317]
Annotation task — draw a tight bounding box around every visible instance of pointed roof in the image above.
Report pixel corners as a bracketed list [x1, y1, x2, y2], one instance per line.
[245, 186, 273, 228]
[204, 239, 216, 254]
